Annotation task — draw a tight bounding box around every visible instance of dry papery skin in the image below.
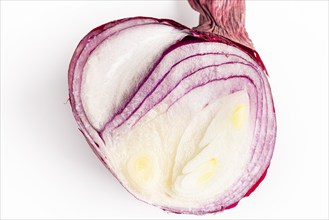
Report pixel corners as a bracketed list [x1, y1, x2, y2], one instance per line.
[68, 0, 276, 214]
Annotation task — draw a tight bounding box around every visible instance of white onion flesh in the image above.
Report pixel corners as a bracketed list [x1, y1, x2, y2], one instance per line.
[82, 24, 188, 129]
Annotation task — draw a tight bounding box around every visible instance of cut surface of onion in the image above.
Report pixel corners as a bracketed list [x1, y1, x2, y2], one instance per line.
[68, 0, 276, 215]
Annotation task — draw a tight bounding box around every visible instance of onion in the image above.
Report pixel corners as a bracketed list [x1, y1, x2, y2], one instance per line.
[68, 0, 276, 214]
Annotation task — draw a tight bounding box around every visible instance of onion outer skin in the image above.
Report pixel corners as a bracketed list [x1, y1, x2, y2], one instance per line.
[68, 8, 276, 215]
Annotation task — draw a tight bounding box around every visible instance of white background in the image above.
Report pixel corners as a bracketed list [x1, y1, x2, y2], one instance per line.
[1, 1, 328, 219]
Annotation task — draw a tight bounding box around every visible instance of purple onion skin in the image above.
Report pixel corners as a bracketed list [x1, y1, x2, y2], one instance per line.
[68, 1, 276, 215]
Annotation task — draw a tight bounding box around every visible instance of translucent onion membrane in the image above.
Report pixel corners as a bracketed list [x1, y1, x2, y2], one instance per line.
[68, 0, 276, 215]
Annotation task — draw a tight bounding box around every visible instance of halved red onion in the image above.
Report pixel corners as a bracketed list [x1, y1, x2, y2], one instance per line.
[68, 0, 276, 214]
